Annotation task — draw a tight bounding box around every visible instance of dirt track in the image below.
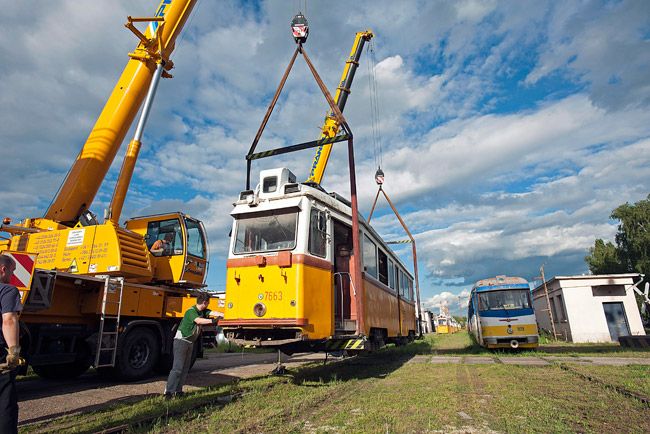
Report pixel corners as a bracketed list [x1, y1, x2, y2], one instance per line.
[17, 351, 326, 426]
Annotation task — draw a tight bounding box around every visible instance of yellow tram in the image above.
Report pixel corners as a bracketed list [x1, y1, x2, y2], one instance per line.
[220, 168, 417, 352]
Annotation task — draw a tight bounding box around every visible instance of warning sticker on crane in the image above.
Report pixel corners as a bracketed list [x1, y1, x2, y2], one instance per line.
[66, 229, 85, 247]
[1, 251, 37, 289]
[69, 259, 79, 273]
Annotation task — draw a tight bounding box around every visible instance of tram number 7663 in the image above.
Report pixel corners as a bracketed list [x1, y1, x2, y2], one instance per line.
[264, 291, 283, 301]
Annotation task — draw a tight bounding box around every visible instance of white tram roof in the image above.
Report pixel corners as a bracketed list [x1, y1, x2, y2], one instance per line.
[232, 167, 414, 279]
[473, 275, 529, 292]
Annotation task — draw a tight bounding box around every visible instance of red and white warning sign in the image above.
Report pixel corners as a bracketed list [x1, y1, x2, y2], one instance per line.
[1, 251, 37, 289]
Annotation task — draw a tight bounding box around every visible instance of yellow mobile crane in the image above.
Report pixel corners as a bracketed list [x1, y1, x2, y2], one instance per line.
[0, 0, 212, 380]
[306, 30, 374, 185]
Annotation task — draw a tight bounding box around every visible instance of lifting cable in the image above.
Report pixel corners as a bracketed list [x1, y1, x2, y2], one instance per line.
[366, 39, 383, 173]
[293, 0, 307, 17]
[365, 43, 422, 334]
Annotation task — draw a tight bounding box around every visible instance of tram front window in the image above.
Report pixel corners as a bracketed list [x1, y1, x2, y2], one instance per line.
[234, 211, 298, 254]
[478, 290, 531, 311]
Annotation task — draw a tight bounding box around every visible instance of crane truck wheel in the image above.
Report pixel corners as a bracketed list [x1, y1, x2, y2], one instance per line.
[32, 359, 91, 380]
[32, 342, 92, 379]
[110, 327, 160, 381]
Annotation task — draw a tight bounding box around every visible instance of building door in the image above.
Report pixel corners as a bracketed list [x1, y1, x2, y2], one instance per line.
[602, 302, 631, 342]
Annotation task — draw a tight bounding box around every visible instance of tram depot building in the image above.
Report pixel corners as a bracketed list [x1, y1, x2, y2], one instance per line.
[532, 274, 646, 343]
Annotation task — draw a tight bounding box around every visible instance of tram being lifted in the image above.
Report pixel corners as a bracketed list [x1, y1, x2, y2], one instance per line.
[220, 14, 419, 353]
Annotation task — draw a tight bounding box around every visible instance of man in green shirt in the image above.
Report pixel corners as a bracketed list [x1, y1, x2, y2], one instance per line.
[164, 292, 221, 398]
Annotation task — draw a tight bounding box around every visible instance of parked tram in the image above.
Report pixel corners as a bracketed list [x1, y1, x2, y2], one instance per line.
[220, 168, 417, 353]
[436, 315, 461, 334]
[467, 276, 539, 349]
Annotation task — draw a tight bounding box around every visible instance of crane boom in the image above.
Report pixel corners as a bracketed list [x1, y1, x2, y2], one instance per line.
[45, 0, 196, 226]
[306, 30, 373, 185]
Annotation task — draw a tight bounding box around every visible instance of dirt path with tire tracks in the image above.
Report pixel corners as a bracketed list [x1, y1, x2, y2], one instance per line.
[17, 351, 325, 426]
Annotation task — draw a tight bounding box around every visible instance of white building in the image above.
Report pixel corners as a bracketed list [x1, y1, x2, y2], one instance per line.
[532, 274, 646, 343]
[421, 310, 435, 334]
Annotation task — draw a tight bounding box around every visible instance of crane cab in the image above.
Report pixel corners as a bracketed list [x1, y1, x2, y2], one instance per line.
[125, 212, 208, 287]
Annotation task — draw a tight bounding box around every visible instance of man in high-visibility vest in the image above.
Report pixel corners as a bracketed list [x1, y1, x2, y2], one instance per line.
[0, 255, 22, 434]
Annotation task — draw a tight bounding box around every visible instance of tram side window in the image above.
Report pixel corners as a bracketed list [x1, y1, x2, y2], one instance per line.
[399, 269, 406, 297]
[388, 259, 395, 290]
[377, 249, 388, 285]
[308, 208, 327, 258]
[468, 295, 475, 318]
[408, 279, 413, 301]
[363, 234, 377, 278]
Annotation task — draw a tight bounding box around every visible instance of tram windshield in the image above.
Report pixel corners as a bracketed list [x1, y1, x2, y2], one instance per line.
[478, 289, 531, 311]
[233, 211, 298, 254]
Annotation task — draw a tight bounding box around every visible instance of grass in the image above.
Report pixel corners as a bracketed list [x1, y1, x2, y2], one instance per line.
[21, 333, 650, 433]
[430, 331, 650, 358]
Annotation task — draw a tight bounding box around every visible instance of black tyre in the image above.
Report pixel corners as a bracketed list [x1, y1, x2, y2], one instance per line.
[153, 353, 173, 375]
[113, 327, 160, 381]
[32, 360, 91, 379]
[32, 360, 91, 380]
[32, 342, 92, 380]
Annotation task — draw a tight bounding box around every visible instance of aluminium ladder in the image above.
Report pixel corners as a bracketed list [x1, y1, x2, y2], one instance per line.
[94, 276, 124, 368]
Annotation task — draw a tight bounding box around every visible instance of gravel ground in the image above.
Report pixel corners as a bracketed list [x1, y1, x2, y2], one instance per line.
[17, 351, 326, 426]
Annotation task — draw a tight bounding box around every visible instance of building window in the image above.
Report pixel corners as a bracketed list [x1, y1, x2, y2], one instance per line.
[556, 294, 566, 322]
[551, 296, 560, 323]
[592, 285, 626, 297]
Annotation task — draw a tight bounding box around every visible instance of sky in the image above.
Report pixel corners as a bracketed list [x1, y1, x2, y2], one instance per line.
[1, 0, 649, 316]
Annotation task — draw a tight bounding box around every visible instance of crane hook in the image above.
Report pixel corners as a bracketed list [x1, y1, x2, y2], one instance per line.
[375, 167, 384, 186]
[291, 12, 309, 44]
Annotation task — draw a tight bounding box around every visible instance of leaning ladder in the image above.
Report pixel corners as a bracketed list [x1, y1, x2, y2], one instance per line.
[94, 276, 124, 368]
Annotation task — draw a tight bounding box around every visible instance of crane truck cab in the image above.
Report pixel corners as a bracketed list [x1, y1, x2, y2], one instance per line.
[125, 212, 208, 287]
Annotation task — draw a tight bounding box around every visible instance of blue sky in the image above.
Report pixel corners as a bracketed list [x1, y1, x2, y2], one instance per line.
[1, 0, 649, 316]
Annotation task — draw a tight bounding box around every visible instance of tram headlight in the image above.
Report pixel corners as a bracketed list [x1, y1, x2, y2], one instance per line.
[507, 325, 513, 334]
[254, 302, 267, 317]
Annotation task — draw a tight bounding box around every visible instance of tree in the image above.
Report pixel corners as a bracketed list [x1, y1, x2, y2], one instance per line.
[611, 195, 650, 276]
[585, 194, 650, 277]
[586, 195, 650, 326]
[585, 239, 626, 274]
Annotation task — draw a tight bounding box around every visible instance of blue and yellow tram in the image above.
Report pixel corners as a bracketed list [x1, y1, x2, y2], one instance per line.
[467, 276, 539, 349]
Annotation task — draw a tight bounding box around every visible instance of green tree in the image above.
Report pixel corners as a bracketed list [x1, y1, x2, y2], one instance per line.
[586, 195, 650, 327]
[585, 239, 626, 274]
[585, 194, 650, 277]
[611, 195, 650, 276]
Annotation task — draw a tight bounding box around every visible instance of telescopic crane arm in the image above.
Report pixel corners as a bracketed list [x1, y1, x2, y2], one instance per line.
[44, 0, 196, 227]
[306, 30, 373, 185]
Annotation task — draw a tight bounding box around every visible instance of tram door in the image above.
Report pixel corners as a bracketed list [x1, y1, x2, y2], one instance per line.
[333, 220, 355, 333]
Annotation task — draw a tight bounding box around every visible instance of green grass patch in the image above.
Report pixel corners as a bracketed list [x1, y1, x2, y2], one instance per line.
[561, 364, 650, 399]
[22, 334, 650, 433]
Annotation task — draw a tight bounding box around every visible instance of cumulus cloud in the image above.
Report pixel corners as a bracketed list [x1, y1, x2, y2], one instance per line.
[422, 289, 471, 316]
[1, 0, 648, 298]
